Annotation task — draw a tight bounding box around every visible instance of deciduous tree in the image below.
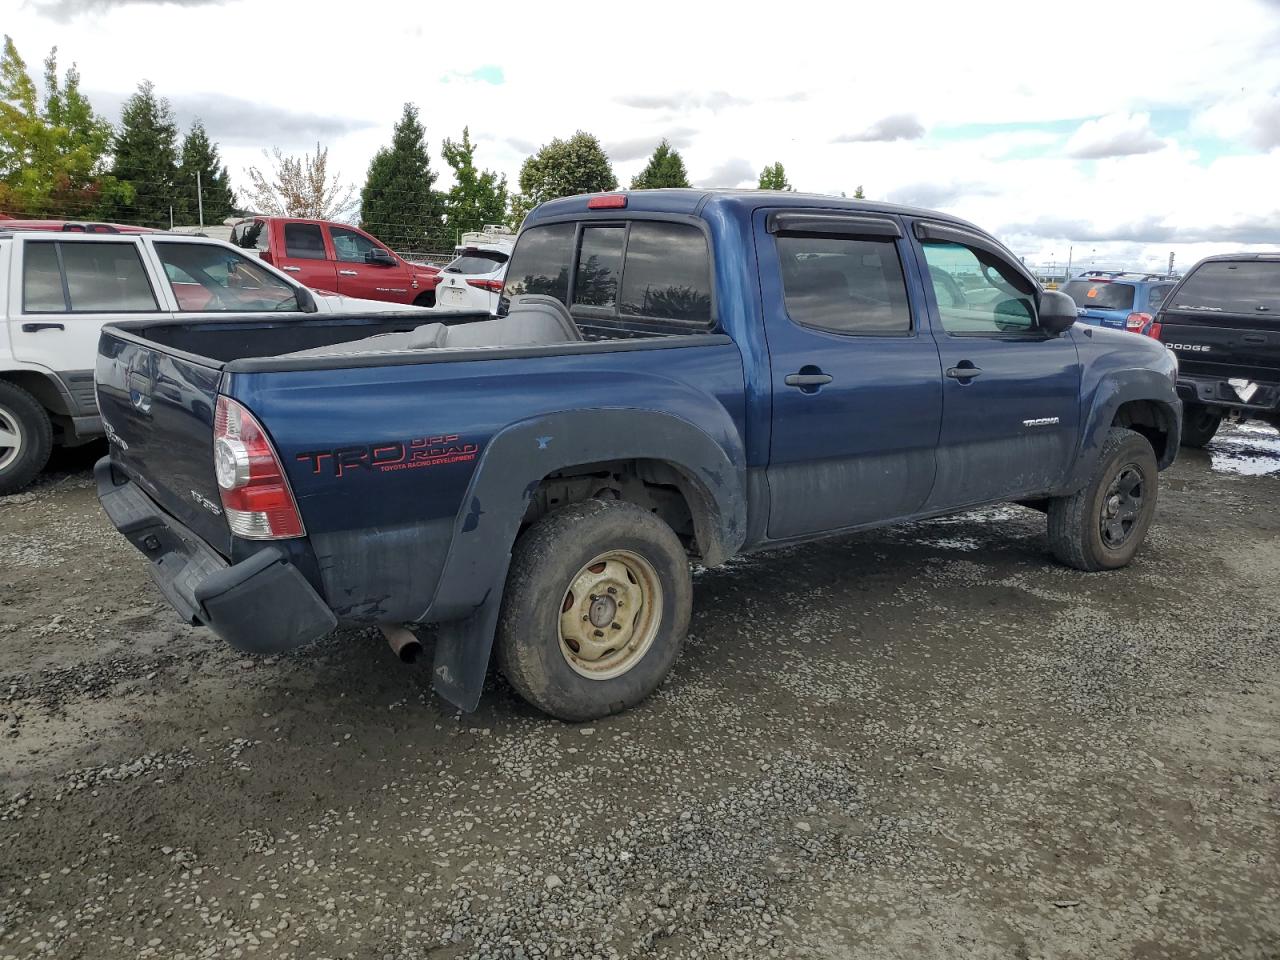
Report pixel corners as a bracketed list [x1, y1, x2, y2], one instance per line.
[243, 142, 356, 220]
[441, 126, 507, 236]
[509, 131, 616, 226]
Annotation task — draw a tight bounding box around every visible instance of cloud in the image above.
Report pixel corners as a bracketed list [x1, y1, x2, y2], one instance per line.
[1064, 112, 1165, 158]
[833, 113, 925, 143]
[88, 89, 374, 147]
[615, 91, 747, 112]
[1000, 214, 1280, 246]
[604, 128, 697, 163]
[503, 137, 537, 155]
[886, 180, 997, 209]
[27, 0, 219, 21]
[695, 157, 756, 188]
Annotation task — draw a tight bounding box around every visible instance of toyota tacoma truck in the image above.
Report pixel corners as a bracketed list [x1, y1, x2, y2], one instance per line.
[94, 190, 1182, 721]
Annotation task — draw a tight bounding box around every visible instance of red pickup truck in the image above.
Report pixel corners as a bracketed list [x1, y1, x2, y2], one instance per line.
[230, 217, 441, 307]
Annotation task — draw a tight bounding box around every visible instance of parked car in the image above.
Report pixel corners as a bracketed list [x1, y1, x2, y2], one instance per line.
[434, 226, 515, 313]
[230, 217, 441, 307]
[1138, 252, 1280, 447]
[1060, 272, 1177, 331]
[0, 218, 161, 235]
[0, 229, 432, 493]
[94, 190, 1181, 722]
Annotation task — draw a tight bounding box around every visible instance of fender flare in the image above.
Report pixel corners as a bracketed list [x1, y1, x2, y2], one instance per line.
[1063, 370, 1182, 492]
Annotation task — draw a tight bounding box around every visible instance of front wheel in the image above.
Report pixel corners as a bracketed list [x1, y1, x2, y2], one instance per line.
[1047, 427, 1158, 572]
[1180, 404, 1222, 448]
[496, 499, 692, 722]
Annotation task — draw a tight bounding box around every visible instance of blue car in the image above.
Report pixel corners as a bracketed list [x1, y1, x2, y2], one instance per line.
[1061, 272, 1176, 331]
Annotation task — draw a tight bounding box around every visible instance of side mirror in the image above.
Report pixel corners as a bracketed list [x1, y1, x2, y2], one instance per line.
[1038, 290, 1077, 335]
[366, 247, 395, 266]
[294, 285, 318, 313]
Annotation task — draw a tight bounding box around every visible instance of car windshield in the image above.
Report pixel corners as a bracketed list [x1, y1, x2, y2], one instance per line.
[1061, 280, 1136, 311]
[445, 249, 509, 274]
[1174, 260, 1280, 316]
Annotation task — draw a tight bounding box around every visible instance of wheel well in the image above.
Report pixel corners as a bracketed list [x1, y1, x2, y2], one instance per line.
[413, 290, 436, 308]
[524, 459, 721, 563]
[1113, 399, 1174, 466]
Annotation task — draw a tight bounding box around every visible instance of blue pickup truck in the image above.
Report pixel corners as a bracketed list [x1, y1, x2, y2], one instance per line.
[94, 190, 1182, 721]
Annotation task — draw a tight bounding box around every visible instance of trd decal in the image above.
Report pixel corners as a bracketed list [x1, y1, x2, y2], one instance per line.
[296, 435, 479, 477]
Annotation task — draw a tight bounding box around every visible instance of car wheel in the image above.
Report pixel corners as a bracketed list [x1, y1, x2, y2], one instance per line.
[413, 290, 436, 308]
[496, 498, 692, 722]
[1180, 404, 1222, 448]
[0, 381, 54, 495]
[1047, 427, 1158, 572]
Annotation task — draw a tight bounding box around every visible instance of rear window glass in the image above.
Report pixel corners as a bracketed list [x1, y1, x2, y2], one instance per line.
[1061, 280, 1135, 311]
[574, 226, 625, 308]
[445, 248, 510, 274]
[500, 222, 574, 308]
[22, 241, 66, 311]
[776, 235, 911, 335]
[1173, 261, 1280, 315]
[284, 222, 326, 260]
[618, 222, 712, 326]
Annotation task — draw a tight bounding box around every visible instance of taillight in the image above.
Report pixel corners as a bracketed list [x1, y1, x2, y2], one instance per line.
[466, 278, 504, 292]
[1125, 312, 1153, 333]
[213, 396, 304, 540]
[1148, 321, 1163, 340]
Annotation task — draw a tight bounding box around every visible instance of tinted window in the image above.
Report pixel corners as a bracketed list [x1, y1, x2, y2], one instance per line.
[60, 242, 158, 311]
[154, 242, 299, 312]
[444, 249, 509, 274]
[500, 222, 574, 309]
[22, 242, 66, 311]
[331, 226, 383, 263]
[284, 222, 327, 260]
[1146, 284, 1174, 310]
[1174, 261, 1280, 316]
[619, 222, 712, 326]
[574, 226, 625, 308]
[776, 236, 910, 334]
[1061, 280, 1135, 311]
[922, 240, 1036, 335]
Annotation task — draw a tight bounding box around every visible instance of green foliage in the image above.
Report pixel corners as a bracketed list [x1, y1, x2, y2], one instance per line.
[108, 80, 181, 227]
[630, 139, 690, 190]
[440, 126, 507, 236]
[177, 120, 236, 225]
[0, 36, 125, 219]
[360, 102, 444, 250]
[853, 184, 865, 199]
[510, 131, 617, 226]
[758, 162, 793, 191]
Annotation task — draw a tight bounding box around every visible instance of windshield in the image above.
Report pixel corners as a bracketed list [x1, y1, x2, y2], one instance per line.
[444, 248, 509, 274]
[1062, 280, 1136, 311]
[1174, 260, 1280, 316]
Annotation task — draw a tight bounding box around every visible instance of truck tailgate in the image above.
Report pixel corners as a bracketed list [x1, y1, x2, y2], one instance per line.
[1160, 309, 1280, 383]
[96, 328, 233, 556]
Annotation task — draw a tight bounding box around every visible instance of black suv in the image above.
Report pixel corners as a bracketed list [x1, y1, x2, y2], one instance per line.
[1150, 253, 1280, 446]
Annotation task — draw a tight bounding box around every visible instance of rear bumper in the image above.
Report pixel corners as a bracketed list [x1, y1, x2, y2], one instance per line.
[1176, 375, 1280, 415]
[95, 457, 337, 653]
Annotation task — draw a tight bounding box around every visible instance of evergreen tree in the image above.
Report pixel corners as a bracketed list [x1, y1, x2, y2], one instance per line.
[630, 139, 690, 190]
[509, 131, 616, 226]
[757, 162, 792, 191]
[853, 184, 865, 199]
[177, 120, 235, 225]
[440, 126, 507, 235]
[108, 80, 180, 227]
[359, 103, 442, 250]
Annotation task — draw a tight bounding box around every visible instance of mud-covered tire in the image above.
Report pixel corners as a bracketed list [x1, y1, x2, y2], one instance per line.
[1180, 404, 1222, 448]
[496, 499, 692, 722]
[1047, 427, 1158, 572]
[0, 381, 53, 496]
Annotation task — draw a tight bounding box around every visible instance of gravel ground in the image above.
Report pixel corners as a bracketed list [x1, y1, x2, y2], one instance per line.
[1, 428, 1278, 960]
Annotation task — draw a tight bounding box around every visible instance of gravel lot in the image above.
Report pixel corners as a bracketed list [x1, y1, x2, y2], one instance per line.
[2, 426, 1278, 960]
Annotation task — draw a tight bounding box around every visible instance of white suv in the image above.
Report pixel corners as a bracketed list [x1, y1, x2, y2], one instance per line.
[0, 229, 426, 493]
[434, 227, 515, 313]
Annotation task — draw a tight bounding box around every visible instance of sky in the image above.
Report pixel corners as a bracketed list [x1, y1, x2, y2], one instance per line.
[8, 0, 1280, 273]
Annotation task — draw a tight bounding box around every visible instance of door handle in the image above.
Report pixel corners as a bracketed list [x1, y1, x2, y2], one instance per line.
[784, 370, 833, 390]
[22, 322, 65, 332]
[946, 364, 982, 381]
[280, 266, 301, 272]
[1242, 333, 1266, 344]
[338, 269, 358, 276]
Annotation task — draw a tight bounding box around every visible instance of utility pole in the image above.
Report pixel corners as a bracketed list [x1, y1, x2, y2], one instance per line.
[1168, 251, 1175, 278]
[196, 170, 204, 229]
[1065, 245, 1073, 279]
[169, 205, 173, 230]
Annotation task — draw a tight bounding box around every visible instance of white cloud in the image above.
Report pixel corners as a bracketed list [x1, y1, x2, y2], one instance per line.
[1065, 113, 1165, 159]
[833, 114, 925, 143]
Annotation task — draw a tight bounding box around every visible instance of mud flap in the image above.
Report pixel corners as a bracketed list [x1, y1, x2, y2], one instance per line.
[431, 554, 511, 712]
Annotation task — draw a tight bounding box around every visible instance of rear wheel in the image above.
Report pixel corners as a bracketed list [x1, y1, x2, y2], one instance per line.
[1180, 404, 1222, 448]
[0, 381, 53, 495]
[496, 499, 692, 722]
[413, 290, 436, 308]
[1047, 427, 1158, 571]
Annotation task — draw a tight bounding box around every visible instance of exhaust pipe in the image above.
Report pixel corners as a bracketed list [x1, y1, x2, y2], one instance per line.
[380, 624, 422, 664]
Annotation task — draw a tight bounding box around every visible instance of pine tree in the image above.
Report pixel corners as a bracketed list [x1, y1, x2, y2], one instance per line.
[757, 162, 792, 191]
[630, 139, 690, 190]
[109, 80, 180, 227]
[509, 131, 617, 226]
[359, 103, 442, 250]
[177, 120, 236, 225]
[440, 126, 507, 235]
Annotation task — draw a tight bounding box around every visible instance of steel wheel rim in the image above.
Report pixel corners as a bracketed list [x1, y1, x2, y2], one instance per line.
[1100, 463, 1144, 548]
[558, 549, 663, 681]
[0, 405, 22, 472]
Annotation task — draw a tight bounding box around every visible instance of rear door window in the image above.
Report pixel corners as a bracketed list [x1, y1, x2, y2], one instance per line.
[284, 222, 327, 260]
[775, 235, 911, 335]
[618, 222, 712, 327]
[21, 241, 67, 311]
[500, 222, 575, 308]
[23, 240, 159, 312]
[1173, 261, 1280, 316]
[1061, 280, 1135, 311]
[1146, 284, 1174, 310]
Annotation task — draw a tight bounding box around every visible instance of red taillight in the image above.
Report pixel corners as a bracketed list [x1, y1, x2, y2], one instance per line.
[1125, 312, 1153, 332]
[1148, 321, 1163, 340]
[213, 396, 304, 540]
[587, 194, 627, 209]
[466, 278, 504, 292]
